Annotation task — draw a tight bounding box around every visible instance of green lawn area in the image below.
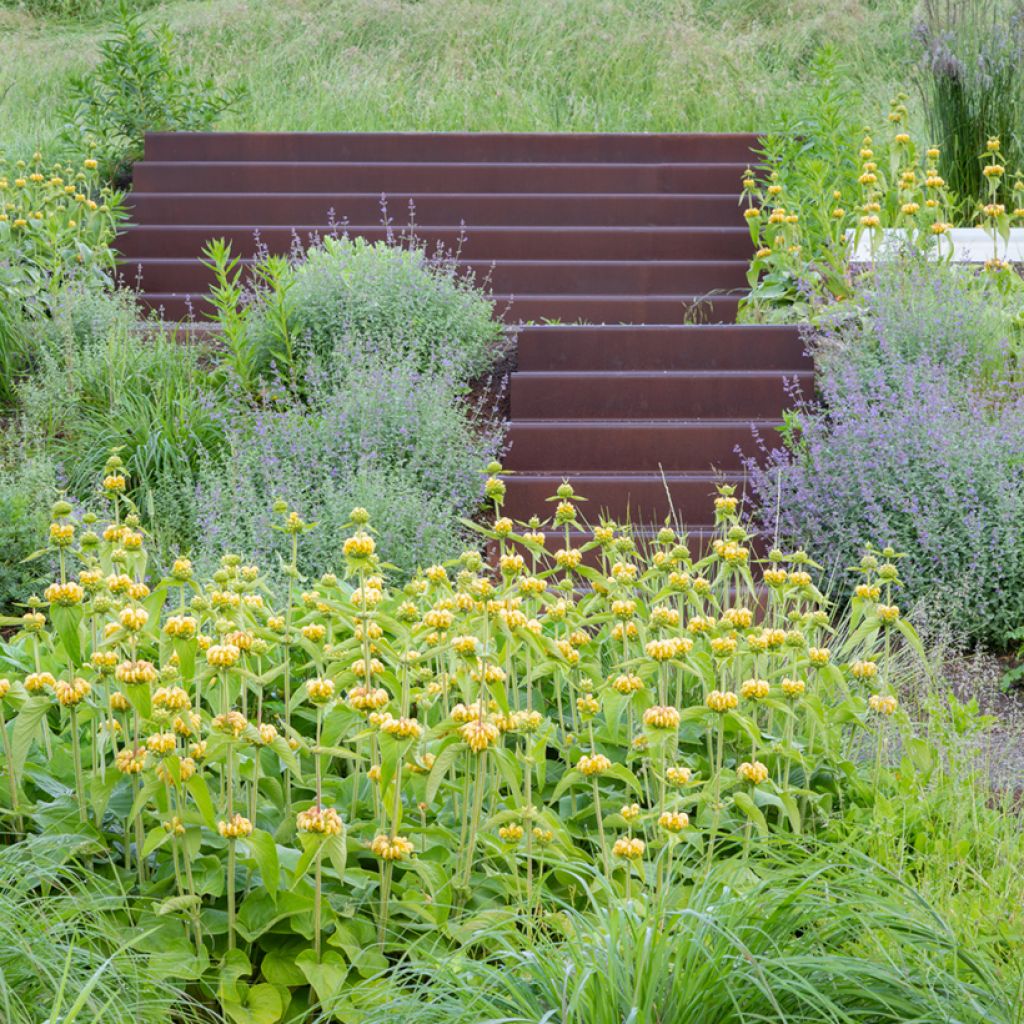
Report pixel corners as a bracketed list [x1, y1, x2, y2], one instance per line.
[2, 0, 915, 154]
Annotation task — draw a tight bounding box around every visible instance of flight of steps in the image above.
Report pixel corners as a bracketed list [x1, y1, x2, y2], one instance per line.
[118, 131, 812, 539]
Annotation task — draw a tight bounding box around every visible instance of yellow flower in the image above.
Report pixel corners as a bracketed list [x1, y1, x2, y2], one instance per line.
[621, 802, 641, 821]
[297, 806, 344, 835]
[658, 810, 689, 832]
[164, 614, 197, 639]
[213, 710, 248, 737]
[146, 731, 176, 755]
[740, 678, 770, 700]
[44, 581, 84, 606]
[218, 813, 254, 839]
[461, 717, 500, 753]
[119, 606, 149, 632]
[307, 677, 336, 704]
[738, 760, 769, 785]
[705, 689, 738, 713]
[868, 693, 898, 716]
[645, 637, 691, 661]
[612, 836, 645, 860]
[206, 643, 241, 669]
[666, 765, 692, 786]
[116, 747, 148, 774]
[343, 532, 376, 560]
[808, 647, 831, 666]
[642, 705, 681, 730]
[22, 611, 46, 633]
[380, 714, 422, 739]
[612, 673, 644, 695]
[54, 677, 91, 706]
[577, 752, 612, 776]
[371, 833, 414, 861]
[498, 823, 524, 843]
[876, 604, 900, 623]
[851, 660, 878, 680]
[781, 677, 806, 698]
[983, 164, 1005, 178]
[25, 667, 55, 692]
[116, 660, 158, 686]
[554, 548, 583, 570]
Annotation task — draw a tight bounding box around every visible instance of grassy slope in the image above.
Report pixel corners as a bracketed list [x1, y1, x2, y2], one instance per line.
[2, 0, 916, 155]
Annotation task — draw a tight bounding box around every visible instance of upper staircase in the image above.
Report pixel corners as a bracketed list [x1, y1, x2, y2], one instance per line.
[119, 132, 812, 536]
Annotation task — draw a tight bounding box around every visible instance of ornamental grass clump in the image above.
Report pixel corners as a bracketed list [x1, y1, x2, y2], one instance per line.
[0, 454, 1005, 1013]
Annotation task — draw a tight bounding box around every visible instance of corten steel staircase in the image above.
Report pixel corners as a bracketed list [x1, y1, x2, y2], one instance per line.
[119, 132, 812, 539]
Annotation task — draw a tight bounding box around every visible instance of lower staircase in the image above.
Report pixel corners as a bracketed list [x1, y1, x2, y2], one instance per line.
[119, 131, 812, 540]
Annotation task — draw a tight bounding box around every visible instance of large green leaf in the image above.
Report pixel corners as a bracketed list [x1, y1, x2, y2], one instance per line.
[296, 949, 348, 1004]
[241, 828, 280, 901]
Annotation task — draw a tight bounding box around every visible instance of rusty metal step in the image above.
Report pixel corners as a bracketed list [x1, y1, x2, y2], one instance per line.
[504, 419, 777, 472]
[502, 471, 744, 521]
[133, 160, 751, 194]
[143, 131, 760, 164]
[509, 370, 809, 419]
[127, 192, 745, 227]
[138, 292, 743, 324]
[123, 257, 749, 295]
[514, 325, 808, 371]
[116, 224, 755, 261]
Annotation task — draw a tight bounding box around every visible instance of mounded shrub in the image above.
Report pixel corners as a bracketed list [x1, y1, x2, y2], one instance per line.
[244, 234, 505, 384]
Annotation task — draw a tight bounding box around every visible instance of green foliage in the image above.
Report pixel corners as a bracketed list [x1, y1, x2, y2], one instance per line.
[0, 835, 208, 1024]
[371, 857, 1021, 1024]
[0, 453, 56, 609]
[191, 358, 502, 579]
[0, 301, 32, 407]
[231, 235, 505, 389]
[59, 0, 241, 182]
[0, 151, 127, 311]
[0, 476, 1020, 1020]
[2, 0, 917, 157]
[18, 287, 227, 560]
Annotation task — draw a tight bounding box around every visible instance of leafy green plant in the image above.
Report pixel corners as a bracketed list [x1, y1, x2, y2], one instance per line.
[0, 453, 56, 612]
[0, 300, 32, 407]
[18, 287, 227, 561]
[3, 460, 1011, 1020]
[0, 151, 127, 310]
[59, 0, 241, 183]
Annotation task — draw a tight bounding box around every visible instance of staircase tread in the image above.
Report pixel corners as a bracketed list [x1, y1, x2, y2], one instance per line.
[512, 369, 809, 377]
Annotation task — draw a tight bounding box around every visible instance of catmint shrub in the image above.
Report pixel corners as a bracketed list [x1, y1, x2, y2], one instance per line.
[744, 354, 1024, 648]
[193, 359, 504, 582]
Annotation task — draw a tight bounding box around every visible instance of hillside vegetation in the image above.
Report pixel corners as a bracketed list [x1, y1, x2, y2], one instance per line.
[2, 0, 916, 154]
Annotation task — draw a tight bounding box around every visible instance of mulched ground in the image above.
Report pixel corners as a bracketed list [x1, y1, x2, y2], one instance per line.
[943, 653, 1024, 791]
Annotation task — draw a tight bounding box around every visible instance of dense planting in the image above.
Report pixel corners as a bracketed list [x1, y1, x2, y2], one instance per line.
[0, 463, 964, 1017]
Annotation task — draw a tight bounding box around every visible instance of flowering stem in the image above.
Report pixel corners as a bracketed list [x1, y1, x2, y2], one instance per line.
[0, 705, 21, 834]
[705, 715, 725, 873]
[314, 849, 323, 958]
[460, 750, 488, 892]
[378, 860, 393, 947]
[70, 707, 86, 823]
[591, 777, 609, 879]
[227, 840, 237, 951]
